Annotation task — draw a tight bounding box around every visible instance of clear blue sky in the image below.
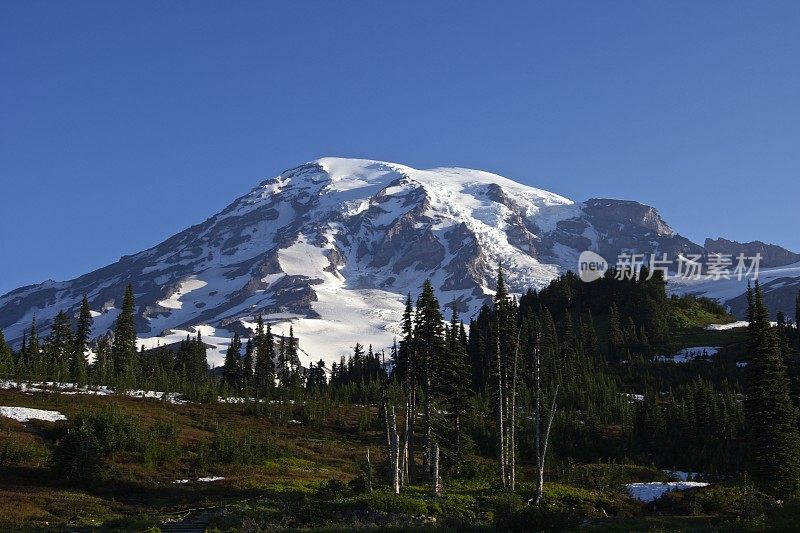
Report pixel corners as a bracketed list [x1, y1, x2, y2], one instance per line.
[2, 1, 799, 295]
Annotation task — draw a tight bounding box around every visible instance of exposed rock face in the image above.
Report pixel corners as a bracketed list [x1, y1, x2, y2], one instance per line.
[1, 157, 798, 361]
[704, 237, 800, 268]
[541, 198, 704, 269]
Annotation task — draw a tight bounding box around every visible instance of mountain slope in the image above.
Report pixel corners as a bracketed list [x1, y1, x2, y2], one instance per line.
[1, 157, 797, 365]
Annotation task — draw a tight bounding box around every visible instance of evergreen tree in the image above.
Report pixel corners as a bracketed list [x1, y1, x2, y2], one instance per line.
[414, 279, 445, 475]
[242, 338, 254, 388]
[0, 329, 13, 377]
[440, 307, 472, 469]
[608, 304, 626, 362]
[393, 293, 415, 381]
[45, 310, 73, 382]
[744, 282, 800, 495]
[222, 332, 242, 389]
[72, 295, 93, 385]
[27, 316, 42, 378]
[253, 317, 275, 393]
[112, 284, 138, 384]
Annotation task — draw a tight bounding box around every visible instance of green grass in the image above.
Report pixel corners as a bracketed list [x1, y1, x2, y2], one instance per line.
[0, 384, 789, 532]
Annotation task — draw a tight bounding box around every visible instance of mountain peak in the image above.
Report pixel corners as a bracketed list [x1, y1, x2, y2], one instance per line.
[3, 157, 796, 365]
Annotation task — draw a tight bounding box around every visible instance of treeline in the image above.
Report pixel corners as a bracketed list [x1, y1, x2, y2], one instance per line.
[2, 271, 800, 496]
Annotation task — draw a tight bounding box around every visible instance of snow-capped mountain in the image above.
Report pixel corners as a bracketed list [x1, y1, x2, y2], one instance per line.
[1, 157, 798, 366]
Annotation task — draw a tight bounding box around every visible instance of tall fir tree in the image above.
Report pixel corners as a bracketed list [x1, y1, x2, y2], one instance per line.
[45, 310, 73, 382]
[112, 284, 138, 384]
[222, 332, 242, 389]
[72, 295, 93, 385]
[608, 303, 626, 362]
[0, 329, 13, 376]
[744, 282, 800, 495]
[414, 279, 445, 475]
[253, 316, 275, 393]
[440, 306, 472, 470]
[27, 316, 42, 378]
[242, 338, 254, 389]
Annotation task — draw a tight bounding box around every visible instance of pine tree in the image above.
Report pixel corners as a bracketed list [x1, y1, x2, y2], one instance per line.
[112, 284, 138, 384]
[242, 338, 254, 388]
[0, 329, 13, 377]
[608, 304, 626, 362]
[27, 316, 42, 378]
[45, 310, 73, 382]
[393, 294, 415, 381]
[744, 282, 800, 495]
[72, 296, 93, 385]
[440, 306, 471, 470]
[222, 332, 242, 389]
[253, 316, 275, 393]
[414, 279, 445, 476]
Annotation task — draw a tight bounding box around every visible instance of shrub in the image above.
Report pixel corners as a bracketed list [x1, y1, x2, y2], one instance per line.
[345, 491, 430, 517]
[141, 419, 179, 468]
[0, 432, 48, 467]
[50, 418, 102, 481]
[209, 425, 282, 465]
[493, 500, 581, 533]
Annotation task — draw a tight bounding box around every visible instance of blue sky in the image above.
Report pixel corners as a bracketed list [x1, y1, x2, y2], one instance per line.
[1, 1, 799, 294]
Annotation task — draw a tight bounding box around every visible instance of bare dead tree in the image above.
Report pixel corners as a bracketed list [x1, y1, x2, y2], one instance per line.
[534, 384, 559, 504]
[509, 328, 521, 491]
[432, 442, 441, 497]
[381, 351, 391, 460]
[389, 406, 400, 494]
[399, 399, 408, 488]
[530, 329, 559, 505]
[366, 447, 373, 493]
[497, 327, 506, 488]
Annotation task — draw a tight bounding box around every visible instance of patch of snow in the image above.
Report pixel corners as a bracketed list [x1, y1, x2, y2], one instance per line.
[156, 276, 208, 310]
[0, 406, 66, 422]
[197, 476, 225, 482]
[626, 481, 710, 503]
[623, 393, 645, 402]
[654, 346, 719, 364]
[0, 380, 185, 404]
[705, 321, 749, 330]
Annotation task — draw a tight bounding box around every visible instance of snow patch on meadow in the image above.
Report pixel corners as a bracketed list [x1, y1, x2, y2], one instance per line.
[626, 481, 709, 502]
[0, 406, 66, 422]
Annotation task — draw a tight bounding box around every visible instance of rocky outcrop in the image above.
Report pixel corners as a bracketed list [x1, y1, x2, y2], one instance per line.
[704, 237, 800, 268]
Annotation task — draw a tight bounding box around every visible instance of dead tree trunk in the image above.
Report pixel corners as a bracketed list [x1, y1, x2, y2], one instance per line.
[408, 387, 417, 483]
[389, 406, 400, 494]
[399, 398, 409, 488]
[530, 329, 558, 505]
[509, 329, 521, 491]
[432, 442, 441, 497]
[533, 384, 559, 505]
[497, 331, 506, 488]
[381, 353, 391, 461]
[424, 373, 431, 477]
[366, 447, 373, 493]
